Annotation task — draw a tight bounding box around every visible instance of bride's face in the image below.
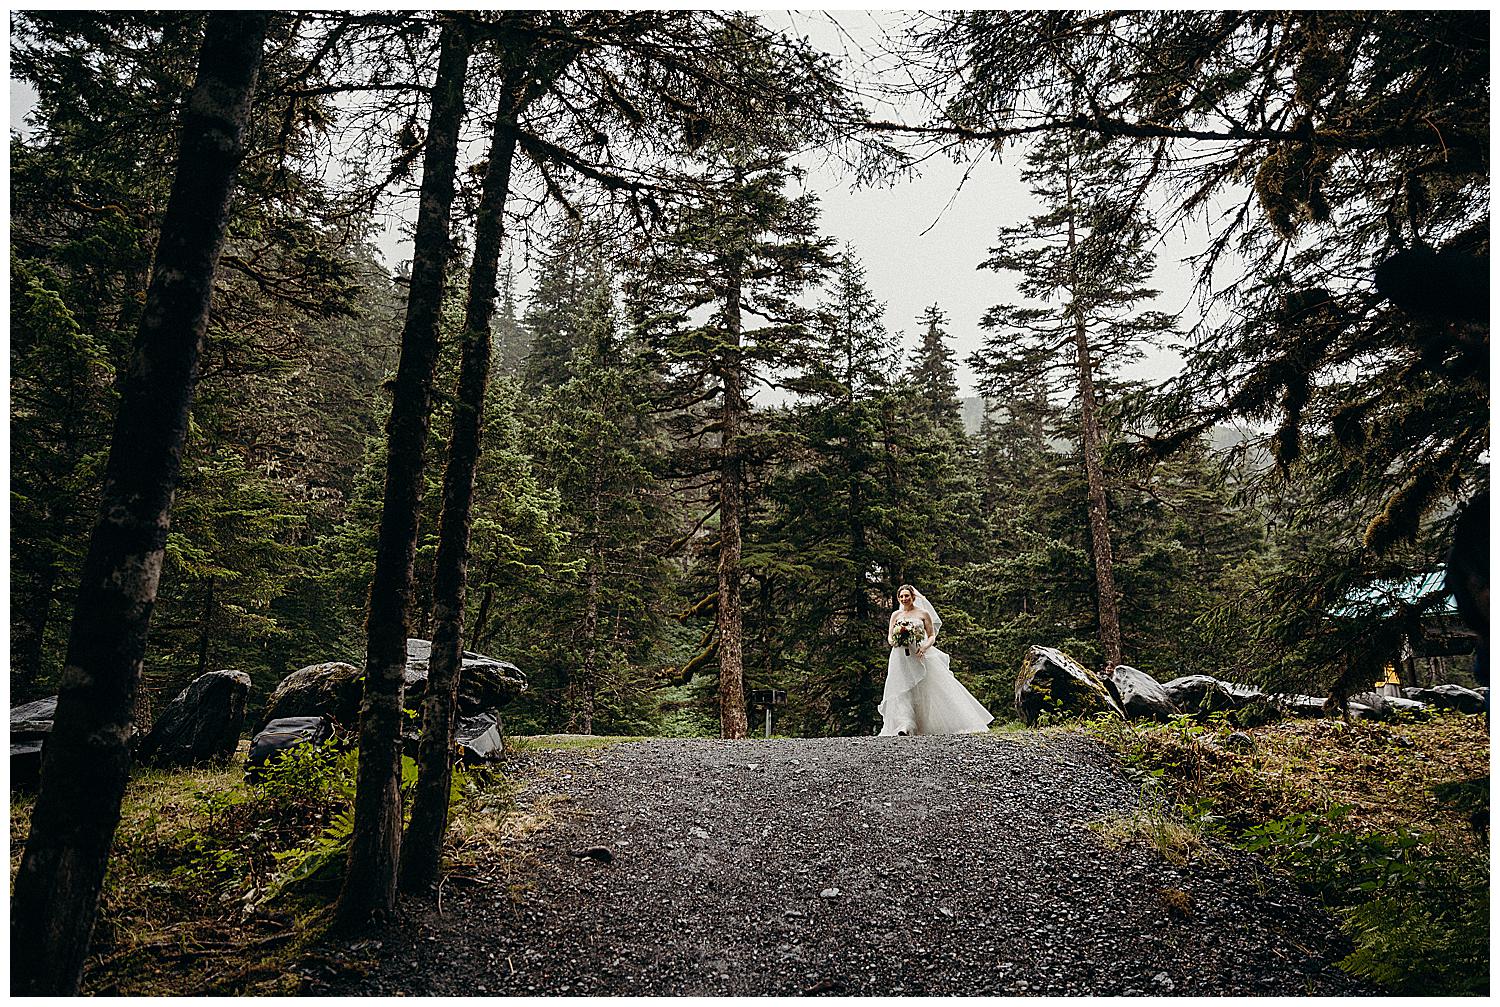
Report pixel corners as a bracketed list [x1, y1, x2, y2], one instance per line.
[898, 588, 914, 608]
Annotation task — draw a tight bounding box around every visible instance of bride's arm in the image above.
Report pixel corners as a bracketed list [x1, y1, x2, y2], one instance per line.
[886, 611, 898, 646]
[916, 610, 935, 655]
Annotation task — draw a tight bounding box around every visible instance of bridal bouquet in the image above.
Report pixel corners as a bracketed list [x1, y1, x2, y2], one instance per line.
[892, 622, 922, 656]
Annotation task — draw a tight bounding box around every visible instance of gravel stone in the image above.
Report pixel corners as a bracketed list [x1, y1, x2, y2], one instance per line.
[327, 734, 1368, 996]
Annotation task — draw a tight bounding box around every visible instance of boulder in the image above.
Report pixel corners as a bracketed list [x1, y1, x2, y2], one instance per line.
[1160, 675, 1243, 716]
[1105, 665, 1179, 721]
[1015, 646, 1125, 726]
[246, 716, 334, 781]
[1406, 684, 1486, 714]
[1347, 691, 1429, 721]
[137, 670, 252, 768]
[1278, 694, 1329, 719]
[260, 661, 363, 731]
[10, 696, 57, 793]
[456, 710, 506, 762]
[402, 638, 528, 715]
[1224, 731, 1257, 752]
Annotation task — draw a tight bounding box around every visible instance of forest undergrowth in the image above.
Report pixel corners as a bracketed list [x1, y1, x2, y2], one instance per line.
[1083, 712, 1490, 995]
[8, 742, 529, 995]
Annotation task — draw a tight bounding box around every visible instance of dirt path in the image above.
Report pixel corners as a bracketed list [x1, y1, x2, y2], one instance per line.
[326, 734, 1366, 996]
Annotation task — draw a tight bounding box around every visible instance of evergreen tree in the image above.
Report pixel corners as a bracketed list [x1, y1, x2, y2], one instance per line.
[970, 132, 1176, 671]
[629, 154, 834, 738]
[336, 15, 470, 933]
[910, 304, 964, 433]
[771, 250, 900, 734]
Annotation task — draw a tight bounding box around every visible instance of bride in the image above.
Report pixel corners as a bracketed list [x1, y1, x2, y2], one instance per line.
[878, 584, 993, 736]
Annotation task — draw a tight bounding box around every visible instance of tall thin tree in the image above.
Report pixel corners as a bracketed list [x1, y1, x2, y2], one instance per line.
[334, 16, 471, 930]
[10, 12, 268, 994]
[970, 133, 1175, 673]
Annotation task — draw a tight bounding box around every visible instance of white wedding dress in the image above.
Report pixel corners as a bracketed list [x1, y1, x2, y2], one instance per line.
[878, 606, 994, 737]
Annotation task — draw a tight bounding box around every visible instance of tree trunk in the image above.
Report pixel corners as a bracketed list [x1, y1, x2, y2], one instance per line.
[716, 258, 749, 740]
[335, 19, 470, 928]
[1064, 165, 1123, 673]
[399, 71, 519, 895]
[10, 14, 266, 994]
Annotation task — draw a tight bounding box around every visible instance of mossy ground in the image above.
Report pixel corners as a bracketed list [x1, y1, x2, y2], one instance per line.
[1077, 711, 1489, 994]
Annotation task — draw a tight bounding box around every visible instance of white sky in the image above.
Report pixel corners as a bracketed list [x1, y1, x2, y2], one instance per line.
[9, 10, 1205, 398]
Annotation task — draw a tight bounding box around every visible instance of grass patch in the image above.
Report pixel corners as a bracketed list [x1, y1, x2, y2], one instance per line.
[11, 744, 523, 995]
[507, 734, 650, 753]
[1080, 712, 1489, 995]
[1088, 809, 1217, 866]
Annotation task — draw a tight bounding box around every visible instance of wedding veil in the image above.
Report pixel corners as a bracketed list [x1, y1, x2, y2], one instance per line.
[911, 588, 943, 635]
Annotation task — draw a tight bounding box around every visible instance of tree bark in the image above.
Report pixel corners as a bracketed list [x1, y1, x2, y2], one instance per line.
[335, 19, 470, 928]
[1065, 165, 1123, 673]
[10, 13, 266, 994]
[716, 256, 749, 740]
[399, 69, 518, 895]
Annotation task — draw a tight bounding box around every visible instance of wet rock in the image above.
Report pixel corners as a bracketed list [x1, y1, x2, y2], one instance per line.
[456, 710, 507, 762]
[1160, 675, 1242, 716]
[1403, 684, 1485, 714]
[1277, 695, 1329, 719]
[402, 638, 528, 715]
[137, 670, 252, 768]
[1106, 666, 1178, 722]
[246, 715, 334, 781]
[261, 661, 363, 731]
[1348, 692, 1430, 721]
[10, 695, 56, 792]
[1224, 731, 1257, 752]
[1015, 647, 1125, 726]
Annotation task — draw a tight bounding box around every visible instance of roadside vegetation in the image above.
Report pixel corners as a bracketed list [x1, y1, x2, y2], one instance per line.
[1083, 712, 1489, 995]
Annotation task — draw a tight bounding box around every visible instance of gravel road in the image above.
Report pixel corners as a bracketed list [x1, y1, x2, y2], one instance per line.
[326, 733, 1368, 996]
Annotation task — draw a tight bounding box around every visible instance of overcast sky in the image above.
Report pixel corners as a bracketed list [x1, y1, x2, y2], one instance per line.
[10, 10, 1205, 398]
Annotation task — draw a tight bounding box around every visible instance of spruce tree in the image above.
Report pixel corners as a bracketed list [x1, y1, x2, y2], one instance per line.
[335, 16, 470, 932]
[970, 132, 1176, 672]
[629, 154, 833, 738]
[772, 249, 899, 733]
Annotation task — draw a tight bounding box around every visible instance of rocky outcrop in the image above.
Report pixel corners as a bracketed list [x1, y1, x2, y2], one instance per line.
[246, 716, 334, 781]
[260, 661, 363, 731]
[1105, 666, 1179, 722]
[1015, 647, 1125, 726]
[137, 670, 252, 767]
[11, 696, 57, 792]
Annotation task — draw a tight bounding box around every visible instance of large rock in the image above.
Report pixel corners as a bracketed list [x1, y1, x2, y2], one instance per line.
[1160, 675, 1244, 716]
[1105, 665, 1179, 721]
[456, 710, 506, 762]
[1015, 646, 1125, 726]
[1347, 691, 1429, 721]
[137, 670, 252, 768]
[1404, 684, 1486, 714]
[260, 661, 363, 730]
[246, 716, 334, 781]
[11, 696, 57, 793]
[1278, 694, 1330, 719]
[402, 638, 528, 715]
